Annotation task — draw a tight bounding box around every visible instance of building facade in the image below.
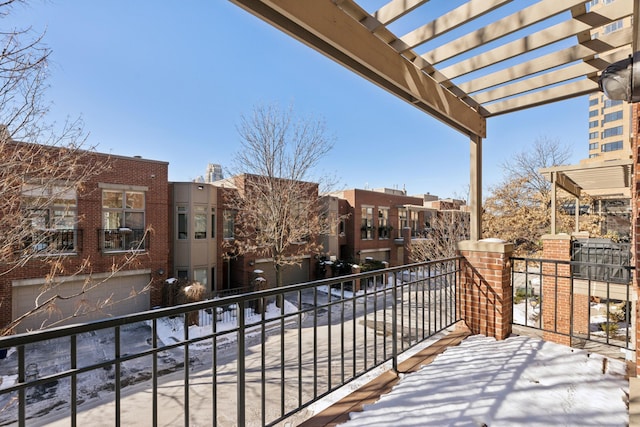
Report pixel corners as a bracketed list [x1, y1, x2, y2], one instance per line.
[1, 145, 170, 333]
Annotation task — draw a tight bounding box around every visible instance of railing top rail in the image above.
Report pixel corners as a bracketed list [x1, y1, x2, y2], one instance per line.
[0, 257, 462, 348]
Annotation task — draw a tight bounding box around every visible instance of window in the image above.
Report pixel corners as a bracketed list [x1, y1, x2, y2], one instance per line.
[177, 206, 187, 239]
[601, 140, 623, 152]
[23, 183, 78, 253]
[177, 269, 189, 280]
[588, 97, 598, 106]
[602, 126, 623, 138]
[409, 210, 419, 237]
[102, 189, 146, 251]
[194, 268, 208, 288]
[589, 131, 598, 140]
[588, 120, 598, 128]
[398, 208, 408, 237]
[211, 208, 216, 238]
[589, 153, 599, 159]
[602, 110, 623, 124]
[223, 210, 235, 239]
[588, 109, 598, 117]
[604, 20, 623, 35]
[604, 99, 622, 108]
[589, 142, 599, 150]
[194, 205, 206, 239]
[361, 207, 373, 240]
[378, 207, 390, 239]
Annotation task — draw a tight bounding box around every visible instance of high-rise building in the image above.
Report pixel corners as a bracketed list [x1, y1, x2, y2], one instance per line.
[205, 163, 224, 182]
[585, 0, 633, 163]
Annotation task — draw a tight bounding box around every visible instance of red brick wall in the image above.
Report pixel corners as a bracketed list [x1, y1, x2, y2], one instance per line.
[0, 149, 170, 330]
[541, 235, 572, 346]
[457, 241, 513, 340]
[633, 102, 640, 374]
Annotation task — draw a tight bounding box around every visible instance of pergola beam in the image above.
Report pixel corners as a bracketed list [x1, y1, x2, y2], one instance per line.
[230, 0, 486, 138]
[422, 0, 586, 66]
[440, 1, 631, 80]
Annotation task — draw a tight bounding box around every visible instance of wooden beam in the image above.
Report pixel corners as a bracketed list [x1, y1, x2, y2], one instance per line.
[422, 0, 586, 65]
[394, 0, 512, 51]
[460, 27, 631, 94]
[373, 0, 429, 26]
[230, 0, 486, 137]
[484, 79, 599, 116]
[440, 1, 631, 80]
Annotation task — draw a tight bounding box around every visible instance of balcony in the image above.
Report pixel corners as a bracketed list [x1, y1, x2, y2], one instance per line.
[99, 228, 148, 252]
[0, 247, 634, 426]
[22, 229, 81, 254]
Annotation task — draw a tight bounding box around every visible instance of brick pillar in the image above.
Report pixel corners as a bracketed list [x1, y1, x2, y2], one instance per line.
[402, 227, 411, 265]
[541, 234, 577, 346]
[457, 240, 514, 340]
[633, 102, 640, 374]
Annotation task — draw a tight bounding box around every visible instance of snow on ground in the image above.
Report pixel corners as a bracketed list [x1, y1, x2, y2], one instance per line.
[341, 334, 629, 427]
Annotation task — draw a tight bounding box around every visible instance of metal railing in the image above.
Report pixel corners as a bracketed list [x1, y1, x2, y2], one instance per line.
[99, 228, 147, 252]
[0, 257, 461, 427]
[23, 229, 81, 254]
[511, 257, 634, 352]
[571, 239, 631, 283]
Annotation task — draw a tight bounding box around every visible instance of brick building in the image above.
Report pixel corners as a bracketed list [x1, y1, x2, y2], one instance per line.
[0, 144, 169, 333]
[329, 188, 434, 266]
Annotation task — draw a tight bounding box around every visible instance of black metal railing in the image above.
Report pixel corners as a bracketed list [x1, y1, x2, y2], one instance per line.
[571, 239, 631, 283]
[511, 257, 634, 352]
[0, 258, 461, 427]
[99, 228, 147, 252]
[23, 229, 81, 254]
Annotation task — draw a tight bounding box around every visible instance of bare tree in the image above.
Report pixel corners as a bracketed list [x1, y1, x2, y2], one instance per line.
[226, 103, 336, 288]
[484, 137, 604, 256]
[410, 210, 470, 262]
[500, 136, 571, 199]
[0, 2, 150, 334]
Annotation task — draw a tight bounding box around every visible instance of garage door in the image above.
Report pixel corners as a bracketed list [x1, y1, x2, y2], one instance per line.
[12, 270, 151, 332]
[255, 258, 310, 288]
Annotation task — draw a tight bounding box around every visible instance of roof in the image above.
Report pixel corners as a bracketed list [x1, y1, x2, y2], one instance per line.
[230, 0, 638, 138]
[539, 158, 633, 198]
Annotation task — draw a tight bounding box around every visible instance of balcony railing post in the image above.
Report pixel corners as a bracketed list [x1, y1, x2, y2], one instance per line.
[237, 300, 246, 427]
[392, 271, 398, 373]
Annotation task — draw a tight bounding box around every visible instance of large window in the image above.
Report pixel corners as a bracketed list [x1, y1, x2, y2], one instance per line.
[589, 142, 599, 150]
[588, 120, 598, 128]
[361, 207, 374, 240]
[602, 110, 623, 124]
[211, 208, 216, 239]
[23, 184, 78, 253]
[588, 109, 598, 117]
[102, 189, 146, 251]
[409, 210, 419, 237]
[602, 126, 623, 138]
[177, 206, 187, 239]
[601, 141, 623, 152]
[378, 207, 390, 239]
[223, 210, 235, 239]
[194, 205, 207, 239]
[604, 20, 623, 35]
[398, 208, 408, 237]
[589, 132, 598, 140]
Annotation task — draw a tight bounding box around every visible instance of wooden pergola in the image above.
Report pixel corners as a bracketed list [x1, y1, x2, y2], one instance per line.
[230, 0, 639, 240]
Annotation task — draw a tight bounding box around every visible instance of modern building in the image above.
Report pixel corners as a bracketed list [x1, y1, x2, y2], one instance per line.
[0, 143, 170, 333]
[328, 188, 434, 266]
[585, 0, 634, 163]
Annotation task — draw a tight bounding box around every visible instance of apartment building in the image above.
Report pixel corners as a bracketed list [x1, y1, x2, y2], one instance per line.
[1, 144, 170, 333]
[586, 0, 633, 163]
[329, 188, 434, 266]
[170, 182, 225, 295]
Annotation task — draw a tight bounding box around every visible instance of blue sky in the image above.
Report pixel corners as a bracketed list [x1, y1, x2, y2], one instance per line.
[9, 1, 589, 198]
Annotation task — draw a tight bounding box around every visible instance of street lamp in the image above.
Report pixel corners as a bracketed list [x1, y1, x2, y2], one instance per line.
[598, 52, 640, 102]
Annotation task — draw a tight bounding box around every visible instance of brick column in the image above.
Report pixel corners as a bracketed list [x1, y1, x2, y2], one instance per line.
[541, 234, 576, 346]
[633, 102, 640, 374]
[457, 239, 513, 340]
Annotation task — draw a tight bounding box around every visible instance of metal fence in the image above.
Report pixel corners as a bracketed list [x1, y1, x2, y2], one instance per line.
[571, 239, 631, 283]
[0, 257, 460, 427]
[511, 256, 634, 353]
